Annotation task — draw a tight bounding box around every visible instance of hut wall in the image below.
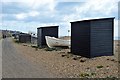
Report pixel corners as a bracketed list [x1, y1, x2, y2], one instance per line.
[71, 21, 90, 57]
[90, 18, 114, 57]
[19, 34, 31, 43]
[71, 18, 114, 58]
[37, 26, 58, 47]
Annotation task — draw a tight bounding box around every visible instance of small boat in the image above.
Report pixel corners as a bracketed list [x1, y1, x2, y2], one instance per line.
[45, 36, 71, 48]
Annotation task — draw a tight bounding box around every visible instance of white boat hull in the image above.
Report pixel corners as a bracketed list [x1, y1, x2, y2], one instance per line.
[45, 36, 71, 48]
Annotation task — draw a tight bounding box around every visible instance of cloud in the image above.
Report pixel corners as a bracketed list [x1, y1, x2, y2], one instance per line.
[2, 0, 57, 12]
[15, 11, 40, 20]
[1, 0, 119, 37]
[1, 20, 60, 34]
[28, 11, 39, 17]
[60, 0, 119, 27]
[2, 0, 57, 22]
[2, 21, 38, 32]
[54, 2, 82, 15]
[68, 0, 118, 21]
[2, 14, 16, 21]
[56, 0, 88, 2]
[0, 22, 2, 26]
[15, 13, 27, 20]
[28, 0, 56, 11]
[2, 2, 29, 14]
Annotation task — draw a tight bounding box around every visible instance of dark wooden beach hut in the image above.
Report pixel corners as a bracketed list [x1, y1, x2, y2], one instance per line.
[71, 17, 114, 58]
[19, 33, 31, 43]
[37, 26, 58, 47]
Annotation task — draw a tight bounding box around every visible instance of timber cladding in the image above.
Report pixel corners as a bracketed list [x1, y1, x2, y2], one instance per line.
[37, 26, 58, 47]
[71, 17, 114, 58]
[19, 33, 31, 43]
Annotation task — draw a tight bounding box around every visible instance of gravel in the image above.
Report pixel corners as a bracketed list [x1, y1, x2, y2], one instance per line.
[13, 40, 119, 78]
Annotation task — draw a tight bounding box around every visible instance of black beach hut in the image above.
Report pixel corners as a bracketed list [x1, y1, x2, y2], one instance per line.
[71, 17, 114, 58]
[19, 33, 31, 43]
[37, 26, 58, 47]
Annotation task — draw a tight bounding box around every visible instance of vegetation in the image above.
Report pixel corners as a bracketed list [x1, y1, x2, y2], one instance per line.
[45, 47, 62, 51]
[31, 45, 39, 51]
[45, 48, 55, 51]
[73, 57, 77, 60]
[91, 73, 96, 76]
[79, 72, 96, 78]
[96, 65, 103, 68]
[79, 73, 90, 78]
[80, 59, 86, 62]
[61, 54, 67, 57]
[31, 45, 63, 51]
[14, 39, 20, 43]
[106, 75, 118, 79]
[31, 45, 38, 48]
[23, 44, 27, 46]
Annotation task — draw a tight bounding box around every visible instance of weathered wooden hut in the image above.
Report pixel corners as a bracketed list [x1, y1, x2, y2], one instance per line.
[19, 33, 31, 43]
[37, 26, 58, 47]
[71, 17, 114, 58]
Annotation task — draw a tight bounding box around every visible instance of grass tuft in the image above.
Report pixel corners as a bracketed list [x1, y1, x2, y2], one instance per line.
[79, 72, 96, 78]
[91, 73, 96, 76]
[31, 45, 38, 48]
[96, 65, 103, 68]
[80, 73, 90, 78]
[45, 47, 62, 51]
[106, 75, 118, 79]
[14, 40, 20, 43]
[45, 48, 56, 51]
[61, 54, 67, 57]
[31, 45, 39, 51]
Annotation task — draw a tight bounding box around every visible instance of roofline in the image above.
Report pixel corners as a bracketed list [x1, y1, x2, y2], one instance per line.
[37, 26, 59, 29]
[70, 17, 115, 23]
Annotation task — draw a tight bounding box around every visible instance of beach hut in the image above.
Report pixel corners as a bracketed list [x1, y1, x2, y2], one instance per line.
[37, 26, 58, 47]
[71, 17, 114, 58]
[19, 33, 31, 43]
[31, 36, 37, 44]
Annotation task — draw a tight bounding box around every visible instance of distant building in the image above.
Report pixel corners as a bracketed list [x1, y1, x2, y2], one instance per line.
[71, 17, 114, 58]
[31, 36, 37, 44]
[19, 33, 31, 43]
[37, 26, 58, 47]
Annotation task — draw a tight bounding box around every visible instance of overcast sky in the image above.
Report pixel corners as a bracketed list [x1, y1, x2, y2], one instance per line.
[1, 0, 119, 38]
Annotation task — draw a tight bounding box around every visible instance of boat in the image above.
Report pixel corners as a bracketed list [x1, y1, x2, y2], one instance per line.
[45, 36, 71, 48]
